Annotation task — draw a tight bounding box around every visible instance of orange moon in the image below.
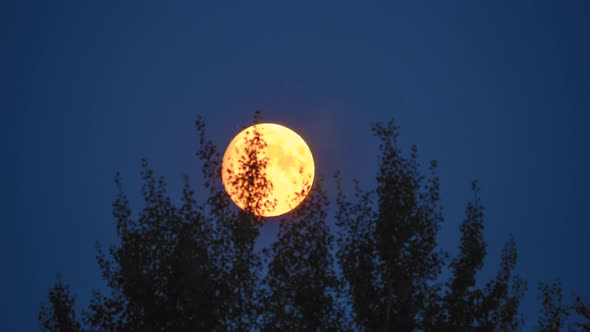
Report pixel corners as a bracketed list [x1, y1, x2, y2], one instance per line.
[221, 123, 315, 217]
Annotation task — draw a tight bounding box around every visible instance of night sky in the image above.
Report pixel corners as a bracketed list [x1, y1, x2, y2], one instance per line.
[9, 1, 590, 330]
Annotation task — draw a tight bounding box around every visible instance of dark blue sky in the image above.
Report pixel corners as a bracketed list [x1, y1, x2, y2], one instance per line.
[8, 1, 589, 330]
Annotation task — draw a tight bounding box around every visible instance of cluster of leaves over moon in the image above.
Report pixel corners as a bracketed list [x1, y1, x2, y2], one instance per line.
[221, 120, 315, 218]
[40, 112, 590, 331]
[222, 116, 277, 219]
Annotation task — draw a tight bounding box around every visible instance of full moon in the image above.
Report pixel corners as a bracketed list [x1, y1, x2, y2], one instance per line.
[221, 123, 315, 217]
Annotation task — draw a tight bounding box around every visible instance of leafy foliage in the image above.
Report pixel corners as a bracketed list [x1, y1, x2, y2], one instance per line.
[335, 119, 444, 331]
[39, 114, 586, 331]
[445, 181, 487, 330]
[474, 237, 527, 331]
[335, 120, 527, 331]
[573, 296, 590, 331]
[537, 281, 568, 332]
[335, 174, 380, 330]
[39, 276, 82, 332]
[85, 163, 220, 331]
[261, 179, 344, 330]
[223, 111, 276, 218]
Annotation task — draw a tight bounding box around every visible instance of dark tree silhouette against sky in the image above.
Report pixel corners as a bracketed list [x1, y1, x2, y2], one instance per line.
[39, 115, 590, 331]
[7, 1, 590, 331]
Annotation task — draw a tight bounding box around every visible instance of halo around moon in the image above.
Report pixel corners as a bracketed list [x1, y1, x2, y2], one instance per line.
[221, 123, 315, 217]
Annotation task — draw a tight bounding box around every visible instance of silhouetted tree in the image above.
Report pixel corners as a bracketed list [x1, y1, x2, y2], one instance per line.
[426, 181, 488, 331]
[336, 119, 444, 331]
[435, 194, 527, 332]
[573, 296, 590, 331]
[448, 182, 486, 318]
[39, 276, 82, 332]
[535, 282, 590, 332]
[49, 113, 271, 332]
[335, 175, 380, 331]
[261, 179, 344, 330]
[537, 281, 568, 332]
[375, 122, 445, 331]
[41, 113, 586, 332]
[474, 237, 527, 331]
[83, 163, 220, 332]
[194, 112, 268, 330]
[336, 120, 526, 331]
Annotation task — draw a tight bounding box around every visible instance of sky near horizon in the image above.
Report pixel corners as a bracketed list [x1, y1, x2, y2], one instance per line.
[7, 1, 590, 330]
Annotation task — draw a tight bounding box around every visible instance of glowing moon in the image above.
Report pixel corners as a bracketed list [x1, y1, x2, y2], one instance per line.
[221, 123, 315, 217]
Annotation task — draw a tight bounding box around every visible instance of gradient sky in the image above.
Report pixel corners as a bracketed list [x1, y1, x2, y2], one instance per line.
[8, 1, 590, 330]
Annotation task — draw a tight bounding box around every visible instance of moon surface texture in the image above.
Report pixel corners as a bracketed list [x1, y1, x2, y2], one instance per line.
[221, 123, 315, 217]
